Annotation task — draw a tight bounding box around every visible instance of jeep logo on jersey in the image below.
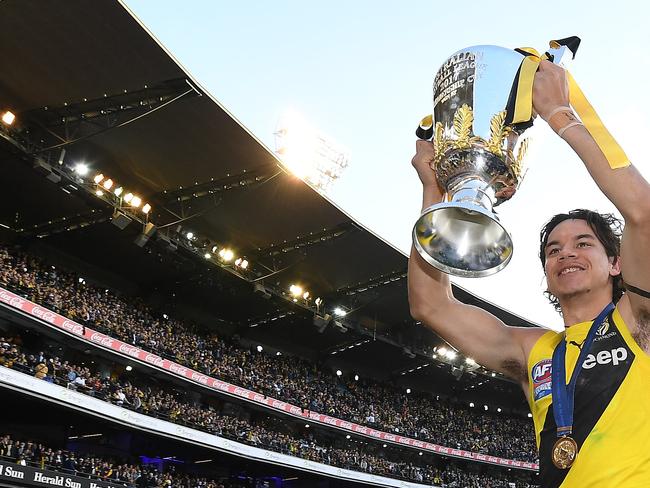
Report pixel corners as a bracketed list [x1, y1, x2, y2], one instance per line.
[532, 359, 552, 401]
[582, 347, 628, 369]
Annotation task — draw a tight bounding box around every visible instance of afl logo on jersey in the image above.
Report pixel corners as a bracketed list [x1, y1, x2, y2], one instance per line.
[532, 359, 552, 401]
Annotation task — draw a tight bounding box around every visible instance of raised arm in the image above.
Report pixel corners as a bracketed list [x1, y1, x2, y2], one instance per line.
[408, 140, 543, 385]
[533, 60, 650, 343]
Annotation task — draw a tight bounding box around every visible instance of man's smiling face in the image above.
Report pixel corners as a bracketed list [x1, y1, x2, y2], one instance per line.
[544, 219, 620, 303]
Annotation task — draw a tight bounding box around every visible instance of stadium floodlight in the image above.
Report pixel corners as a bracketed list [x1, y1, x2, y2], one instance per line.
[93, 174, 104, 184]
[235, 257, 250, 269]
[333, 306, 347, 317]
[276, 351, 282, 356]
[406, 388, 411, 394]
[528, 413, 533, 418]
[465, 357, 476, 366]
[419, 452, 423, 456]
[446, 349, 457, 360]
[1, 110, 16, 125]
[289, 284, 303, 297]
[315, 297, 323, 306]
[336, 369, 342, 377]
[142, 204, 151, 214]
[302, 291, 310, 299]
[211, 245, 219, 253]
[114, 187, 123, 197]
[354, 374, 359, 381]
[124, 192, 134, 203]
[497, 408, 502, 413]
[95, 190, 104, 197]
[125, 365, 133, 372]
[484, 405, 489, 411]
[130, 196, 142, 208]
[305, 424, 310, 428]
[219, 248, 234, 262]
[74, 163, 89, 176]
[186, 231, 194, 240]
[256, 345, 263, 352]
[491, 372, 496, 377]
[102, 179, 114, 190]
[469, 402, 475, 408]
[274, 110, 350, 194]
[382, 444, 387, 448]
[438, 347, 448, 356]
[204, 253, 211, 259]
[346, 435, 351, 440]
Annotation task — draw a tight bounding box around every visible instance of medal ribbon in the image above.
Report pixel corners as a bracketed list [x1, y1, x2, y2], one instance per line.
[551, 303, 615, 437]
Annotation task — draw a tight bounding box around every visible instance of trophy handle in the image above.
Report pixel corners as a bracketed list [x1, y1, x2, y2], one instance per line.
[416, 115, 433, 140]
[546, 36, 581, 64]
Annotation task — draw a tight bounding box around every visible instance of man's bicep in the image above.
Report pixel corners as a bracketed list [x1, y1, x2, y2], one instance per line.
[422, 300, 529, 381]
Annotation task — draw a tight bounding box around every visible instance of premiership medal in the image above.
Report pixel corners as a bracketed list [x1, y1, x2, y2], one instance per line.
[550, 303, 614, 470]
[552, 436, 578, 469]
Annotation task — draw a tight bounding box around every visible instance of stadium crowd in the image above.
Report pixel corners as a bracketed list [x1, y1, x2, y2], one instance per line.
[0, 245, 536, 461]
[0, 433, 260, 488]
[0, 336, 537, 487]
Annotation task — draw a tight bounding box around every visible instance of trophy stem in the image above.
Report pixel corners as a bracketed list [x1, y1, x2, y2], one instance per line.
[447, 176, 496, 213]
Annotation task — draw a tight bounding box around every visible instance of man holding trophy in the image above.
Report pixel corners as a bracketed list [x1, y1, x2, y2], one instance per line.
[408, 40, 650, 487]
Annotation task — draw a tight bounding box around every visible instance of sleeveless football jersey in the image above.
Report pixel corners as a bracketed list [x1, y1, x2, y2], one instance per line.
[527, 305, 650, 487]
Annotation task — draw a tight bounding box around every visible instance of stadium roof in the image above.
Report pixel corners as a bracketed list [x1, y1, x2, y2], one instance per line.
[0, 0, 534, 405]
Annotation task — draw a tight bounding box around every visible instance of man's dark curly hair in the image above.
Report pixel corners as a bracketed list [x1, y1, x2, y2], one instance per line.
[539, 209, 624, 313]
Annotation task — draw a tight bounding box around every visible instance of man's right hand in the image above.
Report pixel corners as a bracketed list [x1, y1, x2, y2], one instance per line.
[411, 140, 443, 191]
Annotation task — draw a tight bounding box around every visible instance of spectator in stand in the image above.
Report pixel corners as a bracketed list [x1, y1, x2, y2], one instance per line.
[34, 359, 48, 379]
[73, 372, 87, 390]
[62, 452, 77, 475]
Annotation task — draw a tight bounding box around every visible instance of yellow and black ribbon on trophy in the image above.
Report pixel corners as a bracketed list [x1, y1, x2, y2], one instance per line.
[503, 36, 582, 129]
[417, 36, 630, 170]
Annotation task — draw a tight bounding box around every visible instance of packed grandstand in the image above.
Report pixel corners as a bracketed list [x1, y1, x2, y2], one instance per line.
[0, 2, 541, 487]
[0, 244, 538, 486]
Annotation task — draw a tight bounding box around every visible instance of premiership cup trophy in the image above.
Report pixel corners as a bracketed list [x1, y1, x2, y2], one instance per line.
[413, 38, 579, 277]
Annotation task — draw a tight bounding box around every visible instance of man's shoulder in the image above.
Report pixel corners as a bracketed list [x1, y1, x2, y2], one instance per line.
[510, 325, 551, 345]
[510, 326, 556, 368]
